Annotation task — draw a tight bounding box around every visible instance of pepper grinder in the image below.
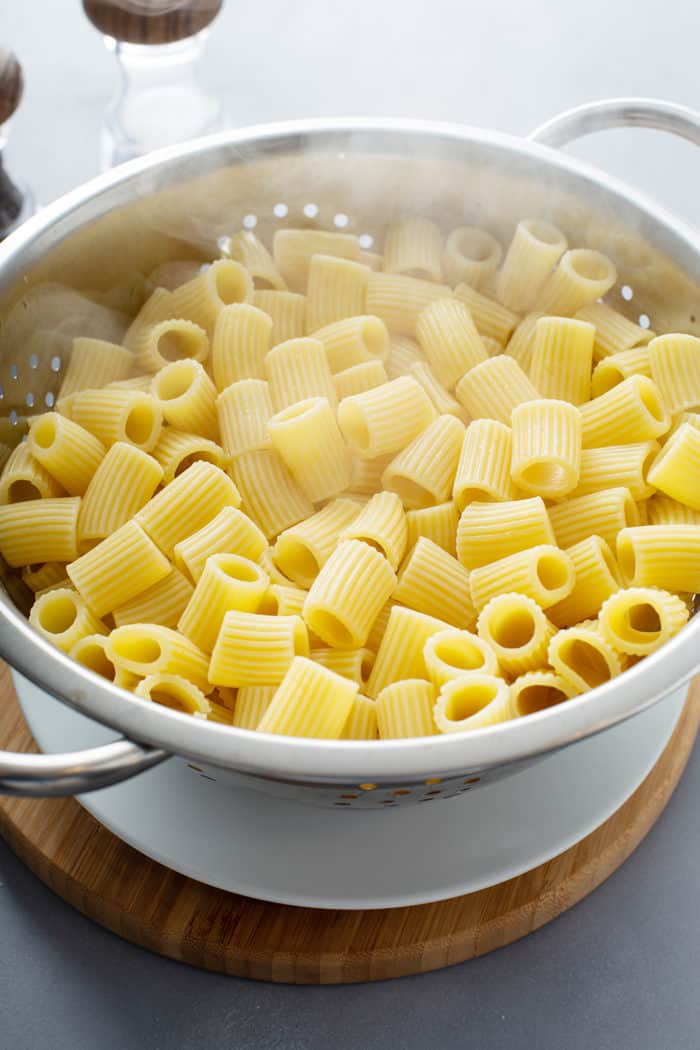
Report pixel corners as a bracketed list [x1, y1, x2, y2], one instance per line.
[82, 0, 226, 169]
[0, 48, 33, 240]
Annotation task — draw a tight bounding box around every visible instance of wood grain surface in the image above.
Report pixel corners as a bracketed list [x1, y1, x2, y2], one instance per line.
[82, 1, 223, 44]
[0, 665, 697, 984]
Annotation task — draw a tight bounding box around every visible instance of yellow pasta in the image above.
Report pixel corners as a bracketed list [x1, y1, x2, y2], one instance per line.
[408, 361, 467, 420]
[27, 413, 105, 496]
[496, 219, 567, 312]
[70, 387, 163, 453]
[151, 359, 218, 440]
[383, 217, 443, 282]
[453, 419, 515, 509]
[208, 611, 308, 687]
[433, 674, 512, 733]
[273, 498, 362, 587]
[303, 539, 396, 648]
[443, 226, 502, 289]
[548, 487, 639, 550]
[535, 249, 617, 315]
[29, 587, 105, 653]
[104, 375, 153, 393]
[257, 657, 358, 739]
[133, 319, 209, 374]
[339, 491, 407, 570]
[135, 673, 211, 716]
[147, 260, 201, 290]
[382, 414, 465, 509]
[135, 461, 241, 557]
[406, 501, 459, 557]
[547, 535, 621, 628]
[333, 360, 389, 400]
[79, 442, 163, 543]
[571, 441, 659, 501]
[252, 289, 306, 343]
[58, 337, 133, 399]
[394, 537, 476, 629]
[340, 694, 378, 739]
[151, 428, 226, 484]
[311, 646, 374, 685]
[173, 505, 267, 582]
[616, 525, 700, 592]
[591, 347, 651, 398]
[123, 286, 177, 350]
[107, 624, 211, 693]
[306, 255, 370, 332]
[366, 599, 394, 654]
[0, 497, 81, 566]
[423, 628, 499, 689]
[22, 561, 67, 594]
[68, 519, 171, 616]
[0, 441, 64, 504]
[510, 399, 581, 499]
[313, 315, 389, 373]
[548, 623, 623, 693]
[646, 422, 700, 510]
[231, 450, 313, 539]
[170, 258, 253, 330]
[366, 606, 451, 698]
[456, 496, 554, 570]
[216, 379, 273, 459]
[346, 453, 393, 497]
[646, 493, 700, 526]
[453, 282, 519, 345]
[598, 587, 689, 656]
[415, 298, 488, 388]
[366, 272, 452, 335]
[509, 671, 578, 717]
[179, 553, 268, 652]
[231, 685, 276, 730]
[469, 545, 575, 612]
[579, 376, 670, 447]
[648, 333, 700, 414]
[227, 229, 286, 290]
[528, 317, 594, 405]
[455, 356, 540, 424]
[70, 633, 119, 682]
[268, 397, 352, 502]
[575, 302, 654, 361]
[385, 335, 423, 379]
[112, 567, 194, 629]
[504, 312, 543, 372]
[337, 375, 436, 458]
[265, 337, 337, 412]
[272, 229, 360, 291]
[376, 679, 437, 738]
[477, 593, 556, 678]
[210, 303, 273, 389]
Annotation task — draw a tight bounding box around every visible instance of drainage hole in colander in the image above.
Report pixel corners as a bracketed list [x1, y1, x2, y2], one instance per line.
[621, 285, 634, 301]
[273, 202, 288, 218]
[242, 213, 257, 229]
[638, 313, 651, 328]
[333, 213, 349, 229]
[303, 203, 319, 219]
[358, 233, 374, 249]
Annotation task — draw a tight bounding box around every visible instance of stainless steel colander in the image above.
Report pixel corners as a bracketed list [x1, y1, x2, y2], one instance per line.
[0, 98, 699, 804]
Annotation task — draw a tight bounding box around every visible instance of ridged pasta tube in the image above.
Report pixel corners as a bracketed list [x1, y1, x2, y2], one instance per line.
[265, 337, 337, 411]
[394, 537, 476, 629]
[591, 346, 651, 398]
[509, 671, 579, 717]
[0, 497, 81, 566]
[232, 450, 313, 539]
[548, 487, 639, 550]
[575, 302, 654, 361]
[135, 461, 241, 556]
[123, 286, 177, 350]
[272, 229, 360, 291]
[579, 375, 670, 448]
[477, 593, 555, 678]
[647, 333, 700, 414]
[208, 611, 309, 687]
[415, 298, 488, 388]
[383, 217, 443, 282]
[647, 422, 700, 510]
[151, 428, 226, 483]
[58, 337, 134, 398]
[68, 519, 171, 616]
[616, 525, 700, 592]
[434, 674, 512, 733]
[151, 359, 218, 440]
[107, 624, 211, 693]
[210, 302, 273, 388]
[338, 375, 436, 458]
[535, 249, 616, 315]
[30, 587, 105, 653]
[28, 413, 105, 496]
[112, 567, 194, 629]
[453, 419, 515, 509]
[510, 399, 581, 499]
[382, 414, 466, 509]
[257, 657, 358, 739]
[0, 441, 64, 504]
[228, 230, 285, 290]
[232, 685, 276, 730]
[133, 319, 209, 374]
[366, 272, 453, 335]
[457, 496, 554, 570]
[258, 584, 307, 618]
[179, 553, 268, 652]
[333, 361, 389, 400]
[469, 544, 575, 611]
[366, 606, 451, 697]
[268, 397, 352, 503]
[173, 506, 267, 582]
[646, 494, 700, 526]
[496, 219, 567, 312]
[70, 633, 119, 682]
[548, 623, 623, 693]
[598, 587, 689, 656]
[504, 312, 543, 371]
[341, 695, 378, 739]
[453, 283, 519, 345]
[547, 535, 621, 628]
[571, 441, 659, 501]
[71, 387, 163, 452]
[303, 539, 396, 648]
[306, 255, 369, 331]
[79, 443, 162, 543]
[135, 673, 211, 715]
[339, 491, 407, 570]
[423, 628, 499, 688]
[313, 315, 389, 373]
[310, 647, 374, 685]
[443, 226, 502, 289]
[528, 317, 594, 405]
[252, 290, 306, 343]
[170, 259, 253, 330]
[216, 379, 273, 458]
[455, 356, 540, 424]
[386, 335, 423, 378]
[408, 361, 467, 420]
[22, 562, 68, 594]
[376, 679, 437, 738]
[273, 498, 363, 587]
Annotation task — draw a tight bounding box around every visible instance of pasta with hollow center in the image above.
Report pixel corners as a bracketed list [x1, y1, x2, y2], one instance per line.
[0, 213, 694, 742]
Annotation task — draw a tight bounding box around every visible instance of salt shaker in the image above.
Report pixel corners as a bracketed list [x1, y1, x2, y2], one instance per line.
[82, 0, 225, 169]
[0, 48, 33, 240]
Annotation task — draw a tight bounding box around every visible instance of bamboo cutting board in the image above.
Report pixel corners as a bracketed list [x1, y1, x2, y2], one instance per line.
[0, 666, 698, 984]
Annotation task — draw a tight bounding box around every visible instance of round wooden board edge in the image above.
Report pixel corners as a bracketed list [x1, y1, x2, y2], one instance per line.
[0, 667, 698, 984]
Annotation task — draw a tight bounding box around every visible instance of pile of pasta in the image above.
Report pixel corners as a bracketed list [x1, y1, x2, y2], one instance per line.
[1, 215, 699, 741]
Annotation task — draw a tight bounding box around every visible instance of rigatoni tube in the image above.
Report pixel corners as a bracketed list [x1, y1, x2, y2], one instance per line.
[548, 624, 623, 693]
[598, 587, 689, 656]
[579, 375, 670, 448]
[647, 422, 700, 510]
[173, 506, 267, 583]
[453, 283, 519, 346]
[548, 487, 638, 551]
[383, 217, 443, 282]
[216, 379, 273, 459]
[528, 317, 594, 405]
[170, 258, 253, 330]
[135, 673, 211, 716]
[423, 629, 499, 689]
[179, 553, 268, 652]
[647, 333, 700, 414]
[211, 303, 273, 388]
[469, 545, 575, 611]
[535, 249, 616, 315]
[112, 567, 194, 629]
[79, 442, 163, 543]
[366, 606, 451, 698]
[133, 319, 209, 374]
[313, 315, 389, 373]
[443, 226, 502, 290]
[547, 535, 621, 628]
[394, 537, 476, 630]
[338, 375, 436, 458]
[29, 588, 105, 653]
[273, 498, 363, 587]
[616, 525, 700, 592]
[509, 671, 579, 717]
[510, 399, 581, 499]
[0, 497, 81, 566]
[208, 612, 309, 687]
[0, 442, 64, 504]
[455, 356, 540, 424]
[591, 347, 651, 398]
[268, 397, 352, 503]
[456, 496, 554, 570]
[496, 219, 567, 312]
[339, 491, 407, 570]
[452, 419, 515, 509]
[477, 593, 556, 678]
[151, 359, 218, 441]
[257, 657, 357, 739]
[433, 675, 512, 733]
[303, 539, 396, 648]
[265, 337, 337, 411]
[151, 429, 226, 484]
[382, 414, 466, 509]
[305, 255, 370, 331]
[107, 624, 211, 693]
[376, 679, 437, 738]
[406, 501, 459, 557]
[571, 441, 658, 501]
[28, 413, 105, 496]
[135, 461, 241, 556]
[67, 519, 171, 616]
[231, 450, 313, 539]
[415, 298, 488, 388]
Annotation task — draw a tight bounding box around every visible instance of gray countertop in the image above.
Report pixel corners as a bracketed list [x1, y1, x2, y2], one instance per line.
[2, 1, 700, 1046]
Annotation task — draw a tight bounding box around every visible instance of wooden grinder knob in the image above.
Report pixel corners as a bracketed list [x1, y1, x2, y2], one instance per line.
[83, 0, 223, 45]
[0, 48, 23, 126]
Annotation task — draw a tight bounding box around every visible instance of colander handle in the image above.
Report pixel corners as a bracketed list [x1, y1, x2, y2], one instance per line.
[0, 737, 168, 797]
[528, 97, 700, 149]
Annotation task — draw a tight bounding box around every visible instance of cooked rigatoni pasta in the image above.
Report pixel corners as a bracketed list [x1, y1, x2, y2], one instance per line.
[22, 561, 67, 594]
[123, 286, 177, 350]
[29, 587, 105, 653]
[647, 422, 700, 510]
[385, 335, 423, 379]
[313, 315, 389, 373]
[338, 375, 436, 458]
[406, 501, 459, 556]
[394, 537, 476, 629]
[415, 298, 488, 388]
[547, 535, 621, 628]
[135, 673, 211, 715]
[433, 674, 512, 733]
[151, 359, 217, 440]
[339, 491, 407, 569]
[333, 360, 389, 399]
[548, 487, 639, 551]
[477, 593, 555, 678]
[453, 282, 519, 345]
[528, 317, 594, 405]
[383, 217, 443, 282]
[58, 337, 133, 399]
[366, 599, 394, 654]
[148, 260, 201, 289]
[67, 519, 170, 616]
[265, 337, 337, 411]
[232, 449, 313, 539]
[452, 419, 514, 509]
[366, 606, 451, 698]
[598, 587, 689, 656]
[303, 539, 396, 648]
[341, 694, 378, 739]
[133, 319, 209, 374]
[409, 361, 466, 419]
[273, 498, 362, 587]
[457, 496, 554, 570]
[28, 413, 105, 496]
[647, 333, 700, 414]
[580, 375, 671, 448]
[509, 671, 578, 717]
[210, 303, 273, 388]
[252, 289, 306, 343]
[504, 312, 543, 371]
[306, 255, 370, 332]
[216, 379, 273, 459]
[423, 629, 499, 689]
[366, 272, 452, 335]
[376, 679, 437, 739]
[591, 346, 651, 398]
[79, 442, 163, 543]
[382, 414, 465, 509]
[209, 611, 308, 687]
[173, 506, 267, 582]
[510, 399, 581, 499]
[548, 623, 623, 693]
[112, 567, 194, 629]
[455, 356, 540, 424]
[535, 249, 617, 315]
[646, 493, 700, 526]
[268, 397, 351, 503]
[70, 387, 163, 452]
[0, 441, 64, 504]
[227, 229, 286, 290]
[469, 545, 575, 612]
[151, 428, 226, 483]
[0, 497, 81, 566]
[179, 553, 268, 652]
[170, 258, 253, 330]
[576, 302, 654, 361]
[70, 633, 119, 682]
[106, 624, 210, 692]
[616, 525, 700, 592]
[496, 219, 567, 312]
[272, 229, 360, 291]
[443, 226, 502, 289]
[571, 441, 658, 501]
[257, 657, 357, 738]
[231, 685, 276, 729]
[347, 453, 393, 497]
[259, 583, 307, 617]
[311, 646, 374, 685]
[136, 461, 240, 556]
